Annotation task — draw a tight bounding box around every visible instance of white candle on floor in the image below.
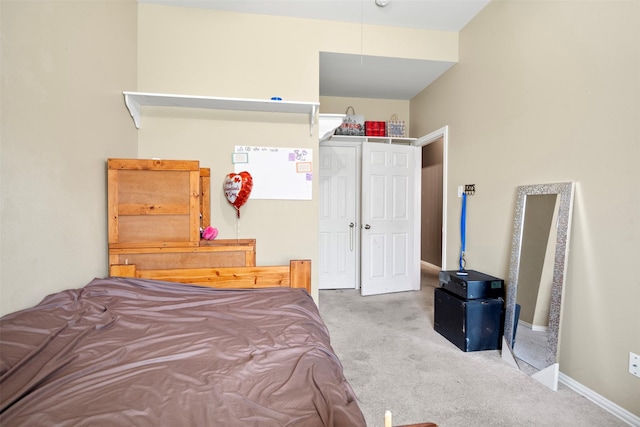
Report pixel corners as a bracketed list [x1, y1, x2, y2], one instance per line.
[384, 410, 392, 427]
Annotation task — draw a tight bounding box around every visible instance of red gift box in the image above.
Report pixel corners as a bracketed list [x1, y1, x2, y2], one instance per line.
[365, 121, 386, 137]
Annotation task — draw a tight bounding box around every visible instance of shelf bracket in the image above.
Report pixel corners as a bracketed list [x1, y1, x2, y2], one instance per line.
[310, 104, 318, 137]
[124, 93, 141, 129]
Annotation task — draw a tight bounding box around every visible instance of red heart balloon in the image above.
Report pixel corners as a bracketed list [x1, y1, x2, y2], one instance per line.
[223, 172, 253, 218]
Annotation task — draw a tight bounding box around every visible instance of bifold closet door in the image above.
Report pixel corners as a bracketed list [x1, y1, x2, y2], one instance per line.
[318, 146, 358, 289]
[360, 142, 420, 296]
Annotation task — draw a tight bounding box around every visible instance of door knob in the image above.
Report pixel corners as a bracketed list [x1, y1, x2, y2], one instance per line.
[349, 222, 355, 228]
[364, 224, 371, 229]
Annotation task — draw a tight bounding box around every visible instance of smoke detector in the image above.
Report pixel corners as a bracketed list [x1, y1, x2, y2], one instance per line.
[375, 0, 390, 7]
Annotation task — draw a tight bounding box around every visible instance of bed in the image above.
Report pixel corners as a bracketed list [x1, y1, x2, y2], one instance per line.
[0, 158, 366, 426]
[0, 273, 366, 426]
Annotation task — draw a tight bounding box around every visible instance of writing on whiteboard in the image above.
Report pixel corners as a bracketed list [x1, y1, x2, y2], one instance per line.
[233, 146, 313, 200]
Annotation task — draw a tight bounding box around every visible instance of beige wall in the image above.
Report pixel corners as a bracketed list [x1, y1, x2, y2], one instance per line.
[0, 1, 138, 315]
[135, 4, 454, 302]
[411, 0, 640, 415]
[319, 96, 410, 127]
[0, 2, 454, 310]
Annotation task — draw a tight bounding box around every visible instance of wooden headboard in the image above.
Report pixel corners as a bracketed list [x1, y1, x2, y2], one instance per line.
[107, 158, 311, 294]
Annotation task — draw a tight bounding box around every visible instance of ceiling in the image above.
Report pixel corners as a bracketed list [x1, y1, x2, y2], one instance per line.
[141, 0, 491, 99]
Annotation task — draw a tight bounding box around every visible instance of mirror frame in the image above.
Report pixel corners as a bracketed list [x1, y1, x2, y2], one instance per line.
[504, 182, 575, 371]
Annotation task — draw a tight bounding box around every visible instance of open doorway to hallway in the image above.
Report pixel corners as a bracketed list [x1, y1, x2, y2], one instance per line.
[421, 136, 444, 269]
[417, 126, 447, 271]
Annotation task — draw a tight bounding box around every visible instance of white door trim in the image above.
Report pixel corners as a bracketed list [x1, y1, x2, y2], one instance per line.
[415, 125, 449, 270]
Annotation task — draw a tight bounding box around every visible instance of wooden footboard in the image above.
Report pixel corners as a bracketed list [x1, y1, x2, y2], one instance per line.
[110, 260, 311, 294]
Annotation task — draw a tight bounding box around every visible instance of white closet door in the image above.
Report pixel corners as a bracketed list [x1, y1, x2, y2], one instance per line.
[319, 146, 358, 289]
[360, 142, 420, 296]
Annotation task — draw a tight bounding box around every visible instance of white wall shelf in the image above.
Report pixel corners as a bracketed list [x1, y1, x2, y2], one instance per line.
[326, 135, 417, 145]
[123, 91, 320, 135]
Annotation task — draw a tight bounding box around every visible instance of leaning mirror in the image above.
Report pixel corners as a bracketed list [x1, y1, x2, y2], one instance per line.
[502, 182, 575, 391]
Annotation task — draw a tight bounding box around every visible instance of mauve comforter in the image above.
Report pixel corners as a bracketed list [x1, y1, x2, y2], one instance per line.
[0, 277, 365, 427]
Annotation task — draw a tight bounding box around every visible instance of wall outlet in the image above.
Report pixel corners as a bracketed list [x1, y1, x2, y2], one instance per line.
[630, 352, 640, 378]
[457, 186, 463, 198]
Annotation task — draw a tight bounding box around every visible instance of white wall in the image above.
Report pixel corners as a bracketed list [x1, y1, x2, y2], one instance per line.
[411, 0, 640, 415]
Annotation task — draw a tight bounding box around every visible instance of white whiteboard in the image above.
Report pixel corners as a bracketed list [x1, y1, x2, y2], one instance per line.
[233, 145, 313, 200]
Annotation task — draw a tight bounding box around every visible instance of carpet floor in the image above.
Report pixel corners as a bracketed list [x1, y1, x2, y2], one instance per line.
[318, 268, 627, 427]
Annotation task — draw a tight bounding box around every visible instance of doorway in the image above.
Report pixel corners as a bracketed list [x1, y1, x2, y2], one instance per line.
[416, 126, 448, 270]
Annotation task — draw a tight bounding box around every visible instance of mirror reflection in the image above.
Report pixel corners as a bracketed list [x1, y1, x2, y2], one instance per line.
[504, 182, 575, 390]
[513, 194, 559, 371]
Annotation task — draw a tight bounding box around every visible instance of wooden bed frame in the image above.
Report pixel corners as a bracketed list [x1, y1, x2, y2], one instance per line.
[109, 259, 311, 293]
[107, 158, 311, 294]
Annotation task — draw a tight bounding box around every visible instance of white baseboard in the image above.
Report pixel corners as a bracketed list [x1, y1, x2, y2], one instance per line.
[558, 372, 640, 426]
[531, 324, 548, 332]
[517, 319, 548, 332]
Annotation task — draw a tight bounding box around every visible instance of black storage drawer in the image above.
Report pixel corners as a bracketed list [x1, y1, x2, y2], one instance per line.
[434, 287, 503, 352]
